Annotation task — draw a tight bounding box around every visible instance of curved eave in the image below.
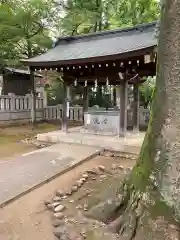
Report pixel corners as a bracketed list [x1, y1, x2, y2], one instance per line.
[21, 45, 156, 68]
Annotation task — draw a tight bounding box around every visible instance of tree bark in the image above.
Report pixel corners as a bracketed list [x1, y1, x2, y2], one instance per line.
[88, 1, 180, 238]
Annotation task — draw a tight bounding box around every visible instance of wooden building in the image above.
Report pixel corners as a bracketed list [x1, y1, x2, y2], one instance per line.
[2, 67, 43, 96]
[22, 21, 157, 136]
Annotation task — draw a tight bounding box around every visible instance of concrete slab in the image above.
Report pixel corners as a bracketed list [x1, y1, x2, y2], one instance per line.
[0, 143, 102, 207]
[37, 127, 145, 154]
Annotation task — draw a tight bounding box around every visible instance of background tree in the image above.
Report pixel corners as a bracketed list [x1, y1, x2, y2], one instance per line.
[139, 77, 156, 109]
[0, 0, 56, 71]
[55, 0, 160, 36]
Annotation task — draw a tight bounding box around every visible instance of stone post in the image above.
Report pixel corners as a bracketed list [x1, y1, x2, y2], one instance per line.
[9, 93, 16, 111]
[133, 84, 140, 132]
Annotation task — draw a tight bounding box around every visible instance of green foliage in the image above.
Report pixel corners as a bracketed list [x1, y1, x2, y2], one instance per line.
[0, 0, 56, 70]
[111, 0, 160, 28]
[89, 87, 113, 108]
[139, 77, 156, 108]
[45, 77, 64, 105]
[56, 0, 160, 36]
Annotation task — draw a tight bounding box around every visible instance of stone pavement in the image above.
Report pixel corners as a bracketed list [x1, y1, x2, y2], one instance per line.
[0, 143, 102, 207]
[37, 127, 145, 154]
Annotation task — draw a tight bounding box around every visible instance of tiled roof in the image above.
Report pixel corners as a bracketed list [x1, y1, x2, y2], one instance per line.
[22, 22, 157, 66]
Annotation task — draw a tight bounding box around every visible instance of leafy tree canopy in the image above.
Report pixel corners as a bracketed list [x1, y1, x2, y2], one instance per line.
[0, 0, 57, 71]
[55, 0, 160, 36]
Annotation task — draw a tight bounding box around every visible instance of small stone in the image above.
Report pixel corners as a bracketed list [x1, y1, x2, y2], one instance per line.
[44, 199, 51, 205]
[52, 202, 61, 207]
[104, 152, 114, 157]
[56, 190, 64, 197]
[54, 205, 65, 213]
[112, 164, 117, 170]
[100, 174, 106, 179]
[47, 204, 53, 210]
[82, 173, 88, 179]
[66, 190, 72, 196]
[69, 200, 74, 203]
[92, 177, 96, 180]
[52, 219, 64, 227]
[87, 169, 97, 174]
[80, 178, 86, 182]
[53, 196, 62, 202]
[54, 212, 64, 219]
[76, 205, 83, 209]
[62, 195, 67, 199]
[71, 185, 78, 192]
[98, 165, 105, 171]
[119, 165, 124, 170]
[76, 180, 83, 187]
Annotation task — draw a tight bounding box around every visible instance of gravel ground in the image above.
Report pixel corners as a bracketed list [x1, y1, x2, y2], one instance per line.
[0, 155, 136, 240]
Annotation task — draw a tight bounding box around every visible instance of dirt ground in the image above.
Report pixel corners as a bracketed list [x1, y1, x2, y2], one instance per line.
[0, 154, 136, 240]
[0, 120, 81, 159]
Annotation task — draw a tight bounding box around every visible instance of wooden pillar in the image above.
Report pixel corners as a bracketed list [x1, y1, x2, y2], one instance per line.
[113, 86, 116, 107]
[62, 81, 68, 132]
[119, 80, 128, 137]
[133, 84, 139, 132]
[83, 86, 89, 113]
[30, 68, 36, 128]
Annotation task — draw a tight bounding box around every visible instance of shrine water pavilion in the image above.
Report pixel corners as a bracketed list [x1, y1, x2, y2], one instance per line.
[22, 21, 157, 139]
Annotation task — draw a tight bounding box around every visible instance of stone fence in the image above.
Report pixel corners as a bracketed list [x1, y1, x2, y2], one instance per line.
[0, 95, 150, 127]
[44, 105, 150, 128]
[0, 95, 44, 122]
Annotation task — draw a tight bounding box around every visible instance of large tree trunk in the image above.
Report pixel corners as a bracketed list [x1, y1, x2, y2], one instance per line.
[88, 1, 180, 239]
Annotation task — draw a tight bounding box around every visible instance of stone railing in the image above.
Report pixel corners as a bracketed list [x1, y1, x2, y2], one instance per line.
[0, 95, 44, 111]
[0, 95, 44, 122]
[127, 107, 150, 127]
[0, 95, 150, 127]
[44, 106, 150, 127]
[44, 105, 83, 121]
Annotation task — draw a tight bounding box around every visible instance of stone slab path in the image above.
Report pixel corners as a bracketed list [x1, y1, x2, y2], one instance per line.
[0, 143, 102, 207]
[37, 127, 145, 153]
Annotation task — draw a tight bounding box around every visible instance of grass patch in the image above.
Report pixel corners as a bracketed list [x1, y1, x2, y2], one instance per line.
[0, 121, 81, 159]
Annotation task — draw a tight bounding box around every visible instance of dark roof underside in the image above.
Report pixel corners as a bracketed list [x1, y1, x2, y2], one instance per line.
[22, 22, 157, 67]
[5, 67, 42, 77]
